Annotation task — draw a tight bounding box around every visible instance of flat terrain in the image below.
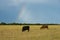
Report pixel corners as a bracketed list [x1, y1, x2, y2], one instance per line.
[0, 25, 60, 40]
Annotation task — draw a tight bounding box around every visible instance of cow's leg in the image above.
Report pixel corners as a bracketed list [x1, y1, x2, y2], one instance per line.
[22, 29, 25, 32]
[22, 29, 24, 32]
[28, 29, 29, 32]
[47, 28, 48, 29]
[40, 27, 44, 29]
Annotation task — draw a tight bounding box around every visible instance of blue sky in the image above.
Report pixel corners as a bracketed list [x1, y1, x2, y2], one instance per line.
[0, 0, 60, 23]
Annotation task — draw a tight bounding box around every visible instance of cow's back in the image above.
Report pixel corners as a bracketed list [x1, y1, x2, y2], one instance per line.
[22, 26, 30, 32]
[40, 24, 48, 29]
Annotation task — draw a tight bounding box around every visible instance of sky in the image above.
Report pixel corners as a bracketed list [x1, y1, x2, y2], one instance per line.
[0, 0, 60, 24]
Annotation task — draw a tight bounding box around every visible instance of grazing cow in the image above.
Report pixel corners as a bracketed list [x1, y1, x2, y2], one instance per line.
[22, 26, 30, 32]
[40, 24, 48, 29]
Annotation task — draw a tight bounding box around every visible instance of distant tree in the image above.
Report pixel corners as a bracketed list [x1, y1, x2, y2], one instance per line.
[0, 22, 6, 25]
[10, 22, 20, 25]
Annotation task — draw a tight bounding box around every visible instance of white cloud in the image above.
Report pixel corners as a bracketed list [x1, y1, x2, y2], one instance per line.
[17, 0, 60, 23]
[19, 0, 48, 3]
[18, 4, 33, 23]
[8, 0, 19, 6]
[19, 0, 60, 5]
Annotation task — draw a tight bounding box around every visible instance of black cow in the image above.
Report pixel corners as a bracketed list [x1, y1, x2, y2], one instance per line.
[22, 26, 30, 32]
[40, 24, 48, 29]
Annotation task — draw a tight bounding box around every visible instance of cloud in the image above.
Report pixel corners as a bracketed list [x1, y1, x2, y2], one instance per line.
[20, 0, 48, 2]
[19, 0, 48, 3]
[7, 0, 19, 6]
[19, 0, 60, 7]
[0, 0, 19, 6]
[18, 4, 33, 23]
[0, 0, 20, 10]
[17, 0, 60, 23]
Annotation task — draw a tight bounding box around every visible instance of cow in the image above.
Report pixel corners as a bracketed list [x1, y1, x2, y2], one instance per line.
[22, 26, 30, 32]
[40, 24, 48, 29]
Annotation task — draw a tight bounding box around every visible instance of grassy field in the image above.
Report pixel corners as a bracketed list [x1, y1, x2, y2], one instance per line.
[0, 25, 60, 40]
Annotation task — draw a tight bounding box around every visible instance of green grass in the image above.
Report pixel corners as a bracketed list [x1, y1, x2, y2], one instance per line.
[0, 25, 60, 40]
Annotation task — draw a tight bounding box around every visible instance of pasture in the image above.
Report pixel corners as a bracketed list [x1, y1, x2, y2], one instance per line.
[0, 25, 60, 40]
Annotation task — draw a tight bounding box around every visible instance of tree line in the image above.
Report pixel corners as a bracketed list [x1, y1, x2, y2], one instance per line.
[0, 22, 60, 25]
